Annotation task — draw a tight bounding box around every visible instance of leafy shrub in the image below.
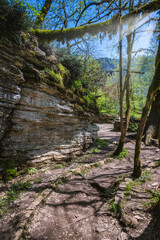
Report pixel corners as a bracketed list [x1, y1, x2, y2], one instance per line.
[96, 138, 108, 148]
[45, 68, 64, 87]
[117, 149, 128, 160]
[54, 164, 63, 169]
[56, 48, 83, 85]
[125, 184, 132, 196]
[128, 122, 139, 132]
[110, 200, 120, 216]
[5, 168, 18, 180]
[0, 0, 32, 45]
[28, 167, 37, 175]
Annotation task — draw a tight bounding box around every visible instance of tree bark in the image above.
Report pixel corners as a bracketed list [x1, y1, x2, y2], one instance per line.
[133, 40, 160, 178]
[36, 0, 53, 25]
[113, 0, 134, 156]
[144, 90, 160, 145]
[113, 0, 125, 156]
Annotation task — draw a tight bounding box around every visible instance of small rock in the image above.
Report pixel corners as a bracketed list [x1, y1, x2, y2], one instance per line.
[84, 164, 91, 169]
[134, 215, 143, 220]
[119, 182, 127, 190]
[152, 182, 159, 186]
[117, 232, 128, 240]
[120, 214, 138, 228]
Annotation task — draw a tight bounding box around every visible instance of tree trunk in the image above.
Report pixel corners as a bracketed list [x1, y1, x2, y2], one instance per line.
[36, 0, 53, 25]
[113, 0, 125, 156]
[113, 0, 134, 156]
[144, 90, 160, 145]
[133, 40, 160, 178]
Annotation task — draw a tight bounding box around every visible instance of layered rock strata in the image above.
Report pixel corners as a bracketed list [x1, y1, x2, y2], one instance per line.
[0, 44, 98, 169]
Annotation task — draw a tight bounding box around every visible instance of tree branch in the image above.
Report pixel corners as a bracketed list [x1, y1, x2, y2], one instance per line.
[31, 0, 160, 43]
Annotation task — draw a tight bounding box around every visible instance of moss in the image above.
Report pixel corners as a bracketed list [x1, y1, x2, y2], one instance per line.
[30, 0, 160, 43]
[77, 97, 86, 105]
[45, 68, 64, 88]
[58, 63, 70, 77]
[5, 168, 18, 180]
[30, 14, 119, 43]
[74, 103, 85, 113]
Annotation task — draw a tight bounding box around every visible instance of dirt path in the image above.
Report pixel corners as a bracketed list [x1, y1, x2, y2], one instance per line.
[0, 124, 160, 240]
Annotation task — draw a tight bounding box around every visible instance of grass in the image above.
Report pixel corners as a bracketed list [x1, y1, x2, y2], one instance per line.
[5, 168, 18, 180]
[144, 190, 160, 208]
[0, 180, 31, 216]
[92, 148, 100, 153]
[125, 183, 132, 196]
[28, 168, 37, 175]
[139, 169, 152, 183]
[117, 149, 128, 160]
[34, 178, 42, 184]
[80, 168, 88, 176]
[109, 200, 120, 217]
[54, 164, 63, 169]
[55, 177, 68, 187]
[155, 159, 160, 167]
[95, 138, 108, 148]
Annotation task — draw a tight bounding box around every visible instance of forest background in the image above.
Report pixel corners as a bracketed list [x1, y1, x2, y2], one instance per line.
[2, 0, 159, 118]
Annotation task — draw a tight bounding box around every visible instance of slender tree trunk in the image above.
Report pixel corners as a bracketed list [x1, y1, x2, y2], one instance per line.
[133, 40, 160, 178]
[113, 0, 125, 155]
[114, 0, 135, 156]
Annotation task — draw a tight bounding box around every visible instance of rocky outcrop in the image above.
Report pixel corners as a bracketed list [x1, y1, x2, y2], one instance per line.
[0, 44, 98, 169]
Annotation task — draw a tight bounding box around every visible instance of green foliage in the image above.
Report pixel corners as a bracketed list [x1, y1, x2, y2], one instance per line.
[139, 169, 151, 182]
[58, 63, 70, 78]
[54, 164, 63, 169]
[117, 149, 128, 160]
[28, 167, 37, 175]
[92, 148, 100, 153]
[5, 168, 18, 180]
[110, 200, 120, 216]
[0, 0, 33, 45]
[34, 178, 42, 184]
[155, 159, 160, 167]
[45, 68, 64, 87]
[80, 168, 88, 176]
[55, 177, 68, 187]
[144, 190, 160, 208]
[56, 49, 83, 83]
[125, 184, 132, 196]
[0, 197, 8, 215]
[0, 180, 31, 215]
[97, 55, 155, 117]
[96, 138, 108, 148]
[128, 122, 139, 132]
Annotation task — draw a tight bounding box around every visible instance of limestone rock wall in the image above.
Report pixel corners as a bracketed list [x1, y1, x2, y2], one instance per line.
[0, 45, 98, 168]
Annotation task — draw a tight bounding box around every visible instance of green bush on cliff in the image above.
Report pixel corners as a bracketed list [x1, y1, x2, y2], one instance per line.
[45, 68, 64, 87]
[56, 49, 83, 86]
[0, 0, 32, 45]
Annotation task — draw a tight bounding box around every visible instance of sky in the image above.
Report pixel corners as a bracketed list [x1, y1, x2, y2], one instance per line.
[92, 13, 158, 58]
[19, 0, 159, 59]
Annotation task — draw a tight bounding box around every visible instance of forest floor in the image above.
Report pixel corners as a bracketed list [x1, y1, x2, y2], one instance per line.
[0, 124, 160, 240]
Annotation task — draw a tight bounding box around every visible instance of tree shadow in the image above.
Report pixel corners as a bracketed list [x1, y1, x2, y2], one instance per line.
[130, 198, 160, 240]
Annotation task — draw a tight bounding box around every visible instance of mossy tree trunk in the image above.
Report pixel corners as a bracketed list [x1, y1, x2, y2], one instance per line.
[133, 39, 160, 178]
[36, 0, 53, 25]
[144, 90, 160, 145]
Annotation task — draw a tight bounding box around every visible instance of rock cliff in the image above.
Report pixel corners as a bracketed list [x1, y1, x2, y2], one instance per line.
[0, 43, 98, 170]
